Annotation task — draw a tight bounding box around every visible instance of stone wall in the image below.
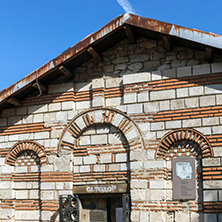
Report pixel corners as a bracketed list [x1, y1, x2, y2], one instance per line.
[0, 37, 222, 221]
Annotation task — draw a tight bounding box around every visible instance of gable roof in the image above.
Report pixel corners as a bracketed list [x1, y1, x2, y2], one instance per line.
[1, 13, 222, 110]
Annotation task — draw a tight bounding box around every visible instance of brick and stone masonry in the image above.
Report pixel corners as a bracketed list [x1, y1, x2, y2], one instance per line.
[1, 33, 222, 221]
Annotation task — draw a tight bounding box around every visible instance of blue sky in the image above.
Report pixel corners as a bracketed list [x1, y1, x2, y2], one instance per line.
[0, 0, 222, 91]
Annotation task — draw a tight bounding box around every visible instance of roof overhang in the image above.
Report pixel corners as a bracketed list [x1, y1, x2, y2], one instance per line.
[1, 13, 222, 110]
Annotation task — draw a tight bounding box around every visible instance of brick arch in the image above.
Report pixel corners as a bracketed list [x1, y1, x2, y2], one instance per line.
[5, 140, 48, 166]
[155, 128, 213, 159]
[57, 107, 145, 154]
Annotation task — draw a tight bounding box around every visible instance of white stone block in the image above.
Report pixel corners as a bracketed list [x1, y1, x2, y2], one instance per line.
[205, 84, 222, 95]
[41, 164, 54, 172]
[83, 155, 97, 164]
[138, 91, 149, 102]
[15, 166, 28, 173]
[79, 136, 90, 145]
[150, 89, 175, 101]
[124, 93, 137, 104]
[176, 87, 189, 98]
[62, 101, 75, 110]
[56, 182, 64, 190]
[75, 82, 91, 92]
[144, 102, 159, 113]
[151, 122, 164, 131]
[33, 113, 43, 123]
[159, 100, 170, 111]
[131, 189, 146, 201]
[109, 163, 120, 171]
[105, 77, 122, 88]
[125, 129, 137, 141]
[92, 96, 104, 107]
[106, 97, 121, 106]
[193, 64, 210, 75]
[147, 149, 155, 159]
[75, 116, 87, 131]
[34, 131, 50, 139]
[100, 154, 112, 163]
[112, 113, 124, 128]
[108, 133, 123, 144]
[127, 104, 143, 114]
[151, 70, 162, 81]
[54, 155, 71, 172]
[1, 108, 15, 117]
[149, 180, 165, 189]
[203, 117, 219, 126]
[204, 190, 218, 202]
[177, 66, 192, 78]
[211, 62, 222, 73]
[184, 97, 199, 108]
[48, 82, 74, 93]
[131, 161, 143, 170]
[41, 191, 54, 200]
[96, 126, 109, 134]
[64, 182, 72, 190]
[0, 118, 7, 126]
[170, 99, 184, 109]
[200, 95, 215, 107]
[149, 212, 167, 222]
[182, 118, 201, 127]
[49, 103, 61, 111]
[92, 78, 104, 89]
[166, 120, 181, 129]
[30, 190, 39, 199]
[56, 111, 67, 121]
[16, 190, 28, 199]
[80, 165, 90, 173]
[120, 163, 127, 171]
[91, 134, 107, 145]
[150, 189, 165, 201]
[44, 112, 56, 122]
[144, 160, 165, 169]
[42, 211, 53, 221]
[0, 181, 13, 189]
[204, 214, 217, 222]
[175, 212, 190, 221]
[140, 211, 149, 222]
[189, 86, 204, 96]
[123, 72, 150, 85]
[202, 158, 220, 166]
[41, 182, 55, 190]
[8, 116, 22, 125]
[15, 210, 40, 220]
[94, 164, 105, 172]
[130, 150, 146, 161]
[116, 153, 127, 162]
[28, 104, 48, 114]
[1, 165, 14, 173]
[162, 68, 176, 79]
[131, 179, 147, 189]
[76, 100, 91, 110]
[74, 157, 82, 165]
[194, 127, 211, 135]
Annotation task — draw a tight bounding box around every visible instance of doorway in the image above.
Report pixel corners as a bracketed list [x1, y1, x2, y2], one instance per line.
[79, 194, 128, 222]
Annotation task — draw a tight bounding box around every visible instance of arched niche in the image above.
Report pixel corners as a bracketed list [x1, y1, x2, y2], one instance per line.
[5, 140, 48, 166]
[155, 128, 213, 159]
[57, 107, 145, 154]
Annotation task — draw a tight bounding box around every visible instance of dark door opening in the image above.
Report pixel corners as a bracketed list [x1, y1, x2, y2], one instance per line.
[79, 194, 129, 222]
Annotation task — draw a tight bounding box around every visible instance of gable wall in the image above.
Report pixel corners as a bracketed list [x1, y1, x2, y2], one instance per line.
[0, 37, 222, 221]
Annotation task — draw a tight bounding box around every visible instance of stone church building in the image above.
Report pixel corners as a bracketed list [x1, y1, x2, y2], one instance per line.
[0, 13, 222, 222]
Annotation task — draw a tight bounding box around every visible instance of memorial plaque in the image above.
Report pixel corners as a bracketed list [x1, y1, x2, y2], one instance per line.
[172, 156, 196, 200]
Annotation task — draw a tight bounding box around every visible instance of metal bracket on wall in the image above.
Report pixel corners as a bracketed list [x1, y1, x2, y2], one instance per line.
[59, 194, 79, 222]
